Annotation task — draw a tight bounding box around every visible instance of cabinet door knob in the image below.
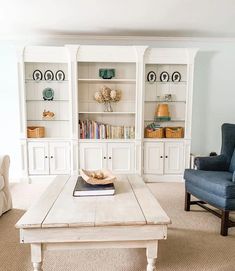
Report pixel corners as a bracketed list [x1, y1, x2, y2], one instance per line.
[160, 156, 163, 158]
[165, 156, 168, 158]
[109, 157, 112, 159]
[50, 156, 54, 158]
[103, 157, 106, 159]
[45, 156, 48, 158]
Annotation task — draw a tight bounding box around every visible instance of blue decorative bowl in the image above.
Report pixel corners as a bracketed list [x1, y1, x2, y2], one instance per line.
[99, 69, 115, 79]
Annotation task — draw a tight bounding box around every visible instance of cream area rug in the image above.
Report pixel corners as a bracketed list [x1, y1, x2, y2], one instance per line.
[0, 182, 234, 271]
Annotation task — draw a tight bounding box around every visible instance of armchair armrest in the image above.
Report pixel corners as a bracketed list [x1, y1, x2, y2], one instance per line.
[194, 155, 228, 171]
[0, 155, 12, 214]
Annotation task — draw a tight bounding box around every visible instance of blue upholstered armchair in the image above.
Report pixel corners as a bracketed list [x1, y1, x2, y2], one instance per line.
[184, 123, 235, 236]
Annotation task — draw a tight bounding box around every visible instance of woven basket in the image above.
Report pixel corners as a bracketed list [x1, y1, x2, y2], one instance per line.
[27, 126, 45, 138]
[165, 127, 184, 138]
[145, 127, 165, 138]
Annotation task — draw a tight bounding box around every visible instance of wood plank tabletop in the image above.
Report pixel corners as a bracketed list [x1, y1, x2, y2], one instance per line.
[16, 174, 170, 229]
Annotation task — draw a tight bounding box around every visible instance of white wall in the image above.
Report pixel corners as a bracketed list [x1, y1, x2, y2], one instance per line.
[0, 44, 21, 180]
[1, 38, 235, 180]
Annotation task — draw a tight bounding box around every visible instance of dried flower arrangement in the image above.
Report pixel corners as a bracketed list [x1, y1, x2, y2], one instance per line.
[94, 86, 121, 112]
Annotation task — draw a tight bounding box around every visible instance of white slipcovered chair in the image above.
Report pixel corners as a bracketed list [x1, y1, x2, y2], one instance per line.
[0, 155, 12, 216]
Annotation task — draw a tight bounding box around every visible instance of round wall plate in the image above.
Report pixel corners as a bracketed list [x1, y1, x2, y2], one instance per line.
[42, 88, 54, 100]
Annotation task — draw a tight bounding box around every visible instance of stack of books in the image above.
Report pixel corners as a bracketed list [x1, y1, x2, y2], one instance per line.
[79, 120, 135, 139]
[73, 176, 115, 197]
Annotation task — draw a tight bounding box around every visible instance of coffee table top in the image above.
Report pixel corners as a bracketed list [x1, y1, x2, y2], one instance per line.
[16, 175, 170, 229]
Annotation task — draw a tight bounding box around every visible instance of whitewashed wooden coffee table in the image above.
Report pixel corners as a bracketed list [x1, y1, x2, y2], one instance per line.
[16, 175, 170, 271]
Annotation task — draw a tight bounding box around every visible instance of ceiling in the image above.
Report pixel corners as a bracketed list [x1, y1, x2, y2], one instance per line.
[1, 0, 235, 40]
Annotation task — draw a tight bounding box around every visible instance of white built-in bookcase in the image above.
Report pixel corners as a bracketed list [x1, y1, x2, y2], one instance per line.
[144, 64, 187, 128]
[17, 45, 198, 182]
[25, 63, 70, 138]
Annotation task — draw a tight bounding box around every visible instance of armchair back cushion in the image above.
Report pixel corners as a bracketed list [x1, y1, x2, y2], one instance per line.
[229, 149, 235, 173]
[221, 123, 235, 170]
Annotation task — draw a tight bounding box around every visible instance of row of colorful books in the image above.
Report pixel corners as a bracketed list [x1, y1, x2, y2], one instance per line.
[79, 120, 135, 139]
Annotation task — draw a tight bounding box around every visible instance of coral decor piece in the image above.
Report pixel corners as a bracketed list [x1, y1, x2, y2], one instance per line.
[42, 110, 55, 120]
[94, 86, 121, 112]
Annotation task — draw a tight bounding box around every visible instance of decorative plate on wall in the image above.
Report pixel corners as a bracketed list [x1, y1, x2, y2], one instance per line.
[55, 70, 65, 81]
[160, 71, 169, 82]
[44, 70, 54, 81]
[42, 88, 54, 101]
[147, 71, 156, 83]
[172, 71, 181, 82]
[32, 70, 43, 81]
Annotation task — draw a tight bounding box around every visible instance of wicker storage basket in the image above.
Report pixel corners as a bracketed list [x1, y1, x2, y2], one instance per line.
[27, 126, 45, 138]
[145, 127, 165, 138]
[165, 127, 184, 138]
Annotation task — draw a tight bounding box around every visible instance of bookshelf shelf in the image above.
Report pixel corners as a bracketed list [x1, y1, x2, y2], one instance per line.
[144, 119, 185, 122]
[78, 78, 136, 83]
[145, 100, 186, 103]
[79, 112, 135, 114]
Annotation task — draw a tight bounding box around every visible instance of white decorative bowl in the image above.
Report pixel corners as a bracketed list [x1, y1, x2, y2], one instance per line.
[80, 169, 116, 185]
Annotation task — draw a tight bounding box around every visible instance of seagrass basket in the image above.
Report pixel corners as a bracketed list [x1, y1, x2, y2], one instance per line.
[27, 126, 45, 138]
[165, 127, 184, 138]
[145, 127, 165, 138]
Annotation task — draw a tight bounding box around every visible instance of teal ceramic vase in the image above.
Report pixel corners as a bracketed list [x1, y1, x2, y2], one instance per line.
[99, 69, 115, 79]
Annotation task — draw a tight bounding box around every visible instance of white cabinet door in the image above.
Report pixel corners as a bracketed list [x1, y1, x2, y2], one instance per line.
[164, 142, 184, 174]
[28, 142, 49, 175]
[107, 143, 134, 173]
[79, 143, 107, 170]
[49, 142, 70, 175]
[144, 142, 164, 174]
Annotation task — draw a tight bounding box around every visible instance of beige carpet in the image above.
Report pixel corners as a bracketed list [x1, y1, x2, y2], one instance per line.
[0, 182, 234, 271]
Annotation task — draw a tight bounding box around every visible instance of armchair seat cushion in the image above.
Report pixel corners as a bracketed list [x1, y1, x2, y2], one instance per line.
[184, 169, 235, 199]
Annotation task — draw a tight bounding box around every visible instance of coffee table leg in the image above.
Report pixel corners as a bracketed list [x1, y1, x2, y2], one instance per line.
[146, 241, 158, 271]
[31, 243, 43, 271]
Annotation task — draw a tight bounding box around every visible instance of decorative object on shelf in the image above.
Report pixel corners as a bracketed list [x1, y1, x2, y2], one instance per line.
[172, 71, 181, 82]
[55, 70, 65, 81]
[154, 104, 171, 121]
[44, 70, 54, 81]
[42, 110, 55, 120]
[94, 86, 121, 112]
[145, 123, 165, 138]
[165, 127, 184, 138]
[27, 126, 45, 138]
[164, 94, 172, 102]
[32, 70, 43, 81]
[147, 71, 156, 83]
[80, 169, 116, 185]
[160, 71, 169, 82]
[99, 69, 115, 79]
[42, 87, 54, 101]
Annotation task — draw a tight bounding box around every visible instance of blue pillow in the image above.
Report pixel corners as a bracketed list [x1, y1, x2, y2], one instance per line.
[229, 149, 235, 173]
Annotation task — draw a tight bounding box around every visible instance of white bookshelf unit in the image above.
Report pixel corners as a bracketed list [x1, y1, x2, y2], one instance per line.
[17, 45, 197, 182]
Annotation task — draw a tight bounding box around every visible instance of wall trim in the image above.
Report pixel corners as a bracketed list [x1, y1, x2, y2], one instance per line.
[2, 34, 235, 44]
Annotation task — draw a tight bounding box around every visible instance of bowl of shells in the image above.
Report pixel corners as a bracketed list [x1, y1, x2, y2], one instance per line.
[80, 169, 116, 185]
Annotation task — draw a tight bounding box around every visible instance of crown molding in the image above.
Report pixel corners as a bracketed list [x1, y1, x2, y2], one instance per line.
[2, 34, 235, 44]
